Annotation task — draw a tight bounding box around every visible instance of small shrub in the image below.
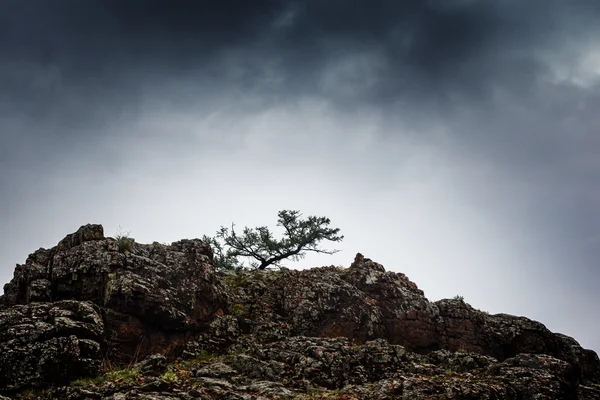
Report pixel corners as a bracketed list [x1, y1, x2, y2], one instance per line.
[105, 367, 141, 383]
[160, 370, 179, 383]
[453, 295, 464, 302]
[115, 226, 134, 253]
[71, 366, 141, 387]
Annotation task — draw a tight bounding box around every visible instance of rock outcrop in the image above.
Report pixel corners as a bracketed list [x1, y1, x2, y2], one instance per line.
[2, 224, 228, 366]
[0, 300, 103, 391]
[0, 224, 598, 399]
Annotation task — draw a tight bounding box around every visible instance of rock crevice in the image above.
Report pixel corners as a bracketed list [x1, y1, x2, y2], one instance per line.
[0, 224, 598, 399]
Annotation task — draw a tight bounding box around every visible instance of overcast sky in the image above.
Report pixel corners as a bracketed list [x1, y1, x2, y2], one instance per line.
[1, 0, 599, 354]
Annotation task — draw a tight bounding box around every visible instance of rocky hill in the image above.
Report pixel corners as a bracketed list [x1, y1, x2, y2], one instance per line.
[0, 224, 598, 399]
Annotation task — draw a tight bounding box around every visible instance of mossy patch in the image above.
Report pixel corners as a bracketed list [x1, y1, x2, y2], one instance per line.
[160, 370, 179, 383]
[178, 351, 223, 370]
[70, 375, 107, 387]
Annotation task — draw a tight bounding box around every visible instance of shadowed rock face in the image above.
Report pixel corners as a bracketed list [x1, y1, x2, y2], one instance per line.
[0, 300, 103, 391]
[0, 225, 599, 398]
[2, 224, 229, 365]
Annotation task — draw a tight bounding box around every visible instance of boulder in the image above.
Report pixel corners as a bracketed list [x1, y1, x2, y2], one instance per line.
[2, 225, 229, 363]
[0, 300, 103, 390]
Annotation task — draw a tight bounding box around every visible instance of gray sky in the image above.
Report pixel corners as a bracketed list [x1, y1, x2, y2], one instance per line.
[1, 0, 599, 354]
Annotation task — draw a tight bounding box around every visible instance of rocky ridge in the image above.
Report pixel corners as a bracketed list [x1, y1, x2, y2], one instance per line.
[0, 224, 598, 399]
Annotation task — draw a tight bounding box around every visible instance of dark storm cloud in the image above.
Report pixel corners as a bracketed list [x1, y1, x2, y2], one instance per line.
[1, 0, 599, 236]
[3, 0, 599, 206]
[2, 0, 599, 181]
[2, 0, 599, 118]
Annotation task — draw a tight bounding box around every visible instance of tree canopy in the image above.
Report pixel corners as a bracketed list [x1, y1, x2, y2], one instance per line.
[204, 210, 343, 271]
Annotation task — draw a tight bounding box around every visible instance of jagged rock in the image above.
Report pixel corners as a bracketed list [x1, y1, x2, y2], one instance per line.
[0, 225, 599, 399]
[424, 348, 497, 372]
[2, 224, 229, 363]
[134, 354, 169, 377]
[436, 298, 600, 382]
[30, 336, 597, 399]
[241, 336, 408, 389]
[184, 314, 241, 356]
[0, 300, 103, 391]
[223, 254, 600, 384]
[193, 362, 236, 378]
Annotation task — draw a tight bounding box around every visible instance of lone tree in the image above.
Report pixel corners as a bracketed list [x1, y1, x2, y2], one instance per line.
[204, 210, 343, 271]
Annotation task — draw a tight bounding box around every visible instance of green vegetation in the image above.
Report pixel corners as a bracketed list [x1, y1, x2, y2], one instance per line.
[205, 209, 343, 271]
[221, 272, 245, 288]
[160, 370, 179, 383]
[178, 351, 222, 369]
[230, 303, 246, 316]
[202, 234, 246, 272]
[70, 366, 141, 388]
[114, 226, 134, 253]
[453, 295, 464, 302]
[105, 367, 141, 382]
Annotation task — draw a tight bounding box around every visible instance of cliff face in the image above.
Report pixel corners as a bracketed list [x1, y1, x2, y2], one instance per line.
[0, 224, 599, 399]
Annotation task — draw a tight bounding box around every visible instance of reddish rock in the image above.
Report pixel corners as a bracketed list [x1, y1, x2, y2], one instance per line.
[224, 252, 600, 384]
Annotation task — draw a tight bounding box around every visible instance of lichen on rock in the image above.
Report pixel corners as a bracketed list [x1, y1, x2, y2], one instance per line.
[0, 224, 599, 399]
